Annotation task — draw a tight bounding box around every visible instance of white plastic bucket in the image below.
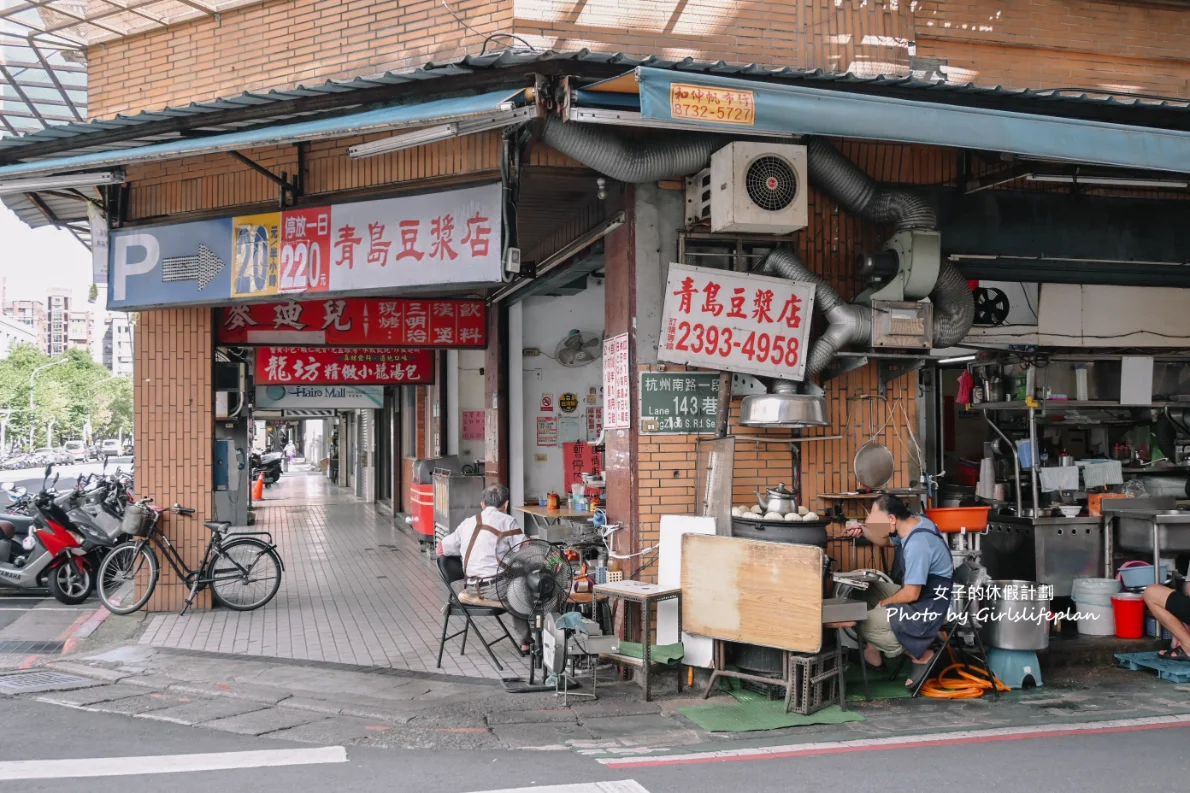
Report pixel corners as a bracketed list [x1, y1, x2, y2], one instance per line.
[1070, 577, 1121, 608]
[1075, 602, 1116, 636]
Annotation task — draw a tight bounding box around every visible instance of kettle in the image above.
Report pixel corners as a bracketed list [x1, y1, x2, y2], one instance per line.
[755, 483, 797, 515]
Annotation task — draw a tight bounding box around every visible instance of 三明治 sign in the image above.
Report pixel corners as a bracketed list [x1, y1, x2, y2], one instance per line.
[108, 182, 501, 311]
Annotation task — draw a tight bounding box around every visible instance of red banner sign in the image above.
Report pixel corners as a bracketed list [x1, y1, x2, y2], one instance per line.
[217, 298, 486, 347]
[255, 347, 434, 385]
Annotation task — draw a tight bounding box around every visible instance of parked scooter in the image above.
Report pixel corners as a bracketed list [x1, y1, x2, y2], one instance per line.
[0, 466, 95, 604]
[250, 451, 283, 487]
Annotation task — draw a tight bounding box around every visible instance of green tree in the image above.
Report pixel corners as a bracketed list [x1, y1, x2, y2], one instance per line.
[0, 345, 134, 452]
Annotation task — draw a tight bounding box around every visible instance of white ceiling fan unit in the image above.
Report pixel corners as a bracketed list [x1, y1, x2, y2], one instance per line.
[693, 141, 809, 234]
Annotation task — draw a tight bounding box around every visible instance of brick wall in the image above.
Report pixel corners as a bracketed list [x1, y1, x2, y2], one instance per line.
[917, 0, 1190, 95]
[87, 0, 1190, 123]
[133, 309, 215, 611]
[126, 132, 501, 222]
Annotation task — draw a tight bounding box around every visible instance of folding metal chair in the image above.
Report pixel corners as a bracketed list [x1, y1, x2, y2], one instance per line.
[890, 598, 999, 700]
[435, 555, 518, 671]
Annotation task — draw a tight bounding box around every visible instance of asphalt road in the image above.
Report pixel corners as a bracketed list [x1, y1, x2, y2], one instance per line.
[1, 458, 134, 499]
[2, 696, 1187, 791]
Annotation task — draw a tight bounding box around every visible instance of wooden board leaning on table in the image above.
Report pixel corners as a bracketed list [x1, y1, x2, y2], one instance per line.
[680, 534, 824, 654]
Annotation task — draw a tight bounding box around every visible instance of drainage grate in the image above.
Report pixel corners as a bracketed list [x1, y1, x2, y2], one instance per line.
[0, 640, 64, 655]
[0, 670, 96, 694]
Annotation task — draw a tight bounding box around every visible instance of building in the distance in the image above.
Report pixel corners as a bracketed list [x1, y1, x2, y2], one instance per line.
[2, 299, 48, 353]
[103, 314, 133, 377]
[67, 309, 93, 354]
[0, 313, 36, 359]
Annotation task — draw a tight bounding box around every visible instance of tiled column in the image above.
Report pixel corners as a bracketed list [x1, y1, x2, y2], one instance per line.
[134, 308, 215, 611]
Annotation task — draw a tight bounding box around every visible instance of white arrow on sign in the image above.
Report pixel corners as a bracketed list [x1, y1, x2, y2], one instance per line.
[161, 243, 225, 290]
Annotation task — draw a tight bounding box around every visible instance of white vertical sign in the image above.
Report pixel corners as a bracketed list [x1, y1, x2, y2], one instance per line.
[602, 333, 631, 430]
[88, 203, 109, 284]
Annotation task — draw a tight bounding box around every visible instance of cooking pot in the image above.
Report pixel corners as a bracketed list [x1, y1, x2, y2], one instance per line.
[731, 515, 829, 547]
[978, 579, 1051, 651]
[755, 483, 797, 515]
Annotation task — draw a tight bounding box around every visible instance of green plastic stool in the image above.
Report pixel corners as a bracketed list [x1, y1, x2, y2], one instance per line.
[987, 648, 1042, 689]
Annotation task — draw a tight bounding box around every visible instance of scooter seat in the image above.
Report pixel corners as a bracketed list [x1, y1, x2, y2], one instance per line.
[204, 521, 232, 533]
[0, 515, 34, 535]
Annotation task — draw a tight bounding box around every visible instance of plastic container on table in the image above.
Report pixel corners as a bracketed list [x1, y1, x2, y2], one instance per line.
[1111, 593, 1146, 639]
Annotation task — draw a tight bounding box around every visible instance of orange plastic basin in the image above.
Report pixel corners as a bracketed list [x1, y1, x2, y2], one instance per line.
[925, 506, 991, 533]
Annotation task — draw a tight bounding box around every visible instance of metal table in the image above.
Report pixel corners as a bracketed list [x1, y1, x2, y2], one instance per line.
[592, 581, 683, 701]
[980, 515, 1104, 598]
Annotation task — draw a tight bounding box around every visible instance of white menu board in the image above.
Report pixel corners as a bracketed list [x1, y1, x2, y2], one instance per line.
[602, 333, 631, 429]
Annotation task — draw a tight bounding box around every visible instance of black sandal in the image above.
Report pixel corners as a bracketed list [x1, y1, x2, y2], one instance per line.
[1158, 646, 1190, 663]
[906, 658, 934, 687]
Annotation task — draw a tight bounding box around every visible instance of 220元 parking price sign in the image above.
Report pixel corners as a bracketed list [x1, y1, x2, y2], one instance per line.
[657, 262, 817, 381]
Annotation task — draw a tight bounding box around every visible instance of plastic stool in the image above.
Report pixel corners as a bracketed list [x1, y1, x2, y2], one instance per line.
[986, 648, 1042, 690]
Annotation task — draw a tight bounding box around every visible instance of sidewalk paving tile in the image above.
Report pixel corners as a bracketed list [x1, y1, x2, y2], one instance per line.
[202, 706, 331, 736]
[487, 708, 578, 725]
[137, 474, 523, 680]
[137, 698, 268, 726]
[267, 716, 394, 745]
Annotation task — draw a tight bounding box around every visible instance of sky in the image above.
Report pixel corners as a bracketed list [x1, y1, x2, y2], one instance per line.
[0, 203, 95, 307]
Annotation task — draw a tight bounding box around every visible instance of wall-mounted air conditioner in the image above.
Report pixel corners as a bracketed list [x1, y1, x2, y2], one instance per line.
[686, 142, 808, 234]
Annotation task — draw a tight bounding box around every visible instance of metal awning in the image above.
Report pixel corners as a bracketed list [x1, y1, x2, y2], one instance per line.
[574, 67, 1190, 175]
[0, 88, 532, 180]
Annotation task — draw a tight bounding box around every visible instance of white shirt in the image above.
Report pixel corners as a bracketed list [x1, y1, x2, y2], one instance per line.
[440, 506, 524, 580]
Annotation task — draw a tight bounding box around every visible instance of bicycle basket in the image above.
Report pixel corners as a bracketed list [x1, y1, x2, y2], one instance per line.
[121, 504, 154, 537]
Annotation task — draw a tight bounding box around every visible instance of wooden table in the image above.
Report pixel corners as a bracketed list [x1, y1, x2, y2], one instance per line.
[593, 581, 683, 701]
[515, 505, 595, 520]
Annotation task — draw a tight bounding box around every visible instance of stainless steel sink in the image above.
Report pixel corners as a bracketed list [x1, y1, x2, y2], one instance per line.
[1114, 510, 1190, 553]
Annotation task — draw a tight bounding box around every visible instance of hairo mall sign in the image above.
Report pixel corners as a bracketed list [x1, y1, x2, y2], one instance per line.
[107, 182, 501, 311]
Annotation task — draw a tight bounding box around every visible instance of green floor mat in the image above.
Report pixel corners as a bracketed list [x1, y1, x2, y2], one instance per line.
[613, 641, 684, 665]
[678, 702, 863, 733]
[845, 664, 912, 701]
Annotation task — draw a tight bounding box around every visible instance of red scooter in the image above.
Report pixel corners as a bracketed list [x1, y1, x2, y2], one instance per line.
[24, 466, 94, 604]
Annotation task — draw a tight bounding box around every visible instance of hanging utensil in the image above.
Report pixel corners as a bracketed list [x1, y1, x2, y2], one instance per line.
[854, 441, 895, 489]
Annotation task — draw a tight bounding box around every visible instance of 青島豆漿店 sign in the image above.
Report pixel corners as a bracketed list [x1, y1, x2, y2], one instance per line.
[217, 297, 485, 347]
[255, 384, 384, 410]
[254, 347, 434, 385]
[107, 182, 501, 310]
[658, 262, 816, 381]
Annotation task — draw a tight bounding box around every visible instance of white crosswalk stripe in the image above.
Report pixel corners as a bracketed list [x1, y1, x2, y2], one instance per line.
[465, 783, 650, 793]
[0, 746, 347, 780]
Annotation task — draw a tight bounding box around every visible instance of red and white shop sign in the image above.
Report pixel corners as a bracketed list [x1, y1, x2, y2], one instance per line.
[602, 333, 631, 430]
[278, 207, 331, 294]
[658, 263, 816, 381]
[255, 347, 434, 385]
[217, 298, 486, 348]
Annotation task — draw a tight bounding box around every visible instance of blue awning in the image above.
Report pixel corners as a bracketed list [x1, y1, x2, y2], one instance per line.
[0, 89, 529, 180]
[631, 67, 1190, 174]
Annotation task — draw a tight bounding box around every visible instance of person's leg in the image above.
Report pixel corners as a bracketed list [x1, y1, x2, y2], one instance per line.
[858, 581, 904, 666]
[1144, 582, 1190, 653]
[512, 616, 531, 649]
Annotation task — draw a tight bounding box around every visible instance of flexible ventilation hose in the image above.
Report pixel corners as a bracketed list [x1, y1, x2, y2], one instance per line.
[540, 116, 721, 183]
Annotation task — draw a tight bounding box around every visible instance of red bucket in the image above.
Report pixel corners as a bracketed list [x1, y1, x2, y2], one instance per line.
[1111, 593, 1145, 639]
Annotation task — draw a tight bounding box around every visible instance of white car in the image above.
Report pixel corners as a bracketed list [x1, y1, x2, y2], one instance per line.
[63, 440, 88, 463]
[100, 439, 123, 456]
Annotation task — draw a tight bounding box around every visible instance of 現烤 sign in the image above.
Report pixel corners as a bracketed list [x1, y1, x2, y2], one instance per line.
[255, 384, 384, 410]
[217, 298, 485, 347]
[658, 262, 816, 381]
[254, 347, 434, 385]
[639, 372, 721, 435]
[108, 182, 501, 310]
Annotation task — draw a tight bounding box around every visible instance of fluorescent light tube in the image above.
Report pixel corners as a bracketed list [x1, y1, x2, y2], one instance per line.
[0, 170, 126, 196]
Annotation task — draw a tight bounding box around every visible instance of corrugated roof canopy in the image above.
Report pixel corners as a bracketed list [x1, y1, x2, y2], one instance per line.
[0, 0, 270, 137]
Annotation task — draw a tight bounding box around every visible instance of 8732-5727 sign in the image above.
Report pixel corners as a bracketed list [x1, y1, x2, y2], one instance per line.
[658, 262, 816, 381]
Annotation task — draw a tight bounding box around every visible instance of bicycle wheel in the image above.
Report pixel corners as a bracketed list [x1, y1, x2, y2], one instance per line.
[208, 538, 282, 611]
[97, 541, 159, 615]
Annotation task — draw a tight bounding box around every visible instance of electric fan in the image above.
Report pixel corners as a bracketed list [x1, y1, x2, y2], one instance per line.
[554, 329, 602, 367]
[494, 539, 574, 691]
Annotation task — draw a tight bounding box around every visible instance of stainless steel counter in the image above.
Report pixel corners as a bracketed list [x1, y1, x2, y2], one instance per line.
[980, 515, 1104, 598]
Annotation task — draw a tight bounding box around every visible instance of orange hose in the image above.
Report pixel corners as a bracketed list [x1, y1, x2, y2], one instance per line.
[919, 662, 1010, 699]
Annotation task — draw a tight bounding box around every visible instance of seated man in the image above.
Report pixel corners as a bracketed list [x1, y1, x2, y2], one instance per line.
[842, 494, 953, 688]
[436, 484, 531, 652]
[1143, 556, 1190, 662]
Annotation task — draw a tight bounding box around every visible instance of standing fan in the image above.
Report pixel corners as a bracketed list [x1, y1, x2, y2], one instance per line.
[495, 539, 574, 691]
[554, 329, 602, 367]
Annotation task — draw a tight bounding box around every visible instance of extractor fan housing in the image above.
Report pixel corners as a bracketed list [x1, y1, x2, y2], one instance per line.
[693, 142, 809, 234]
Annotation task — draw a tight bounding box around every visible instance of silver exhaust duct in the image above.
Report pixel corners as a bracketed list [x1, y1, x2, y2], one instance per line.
[539, 120, 975, 416]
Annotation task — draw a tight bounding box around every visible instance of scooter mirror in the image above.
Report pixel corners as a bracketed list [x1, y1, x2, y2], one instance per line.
[0, 481, 12, 491]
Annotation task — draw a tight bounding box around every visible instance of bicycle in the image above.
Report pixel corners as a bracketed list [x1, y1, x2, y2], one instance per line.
[96, 500, 284, 616]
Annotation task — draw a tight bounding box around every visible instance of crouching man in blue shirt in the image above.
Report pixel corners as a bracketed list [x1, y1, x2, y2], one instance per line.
[843, 494, 954, 689]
